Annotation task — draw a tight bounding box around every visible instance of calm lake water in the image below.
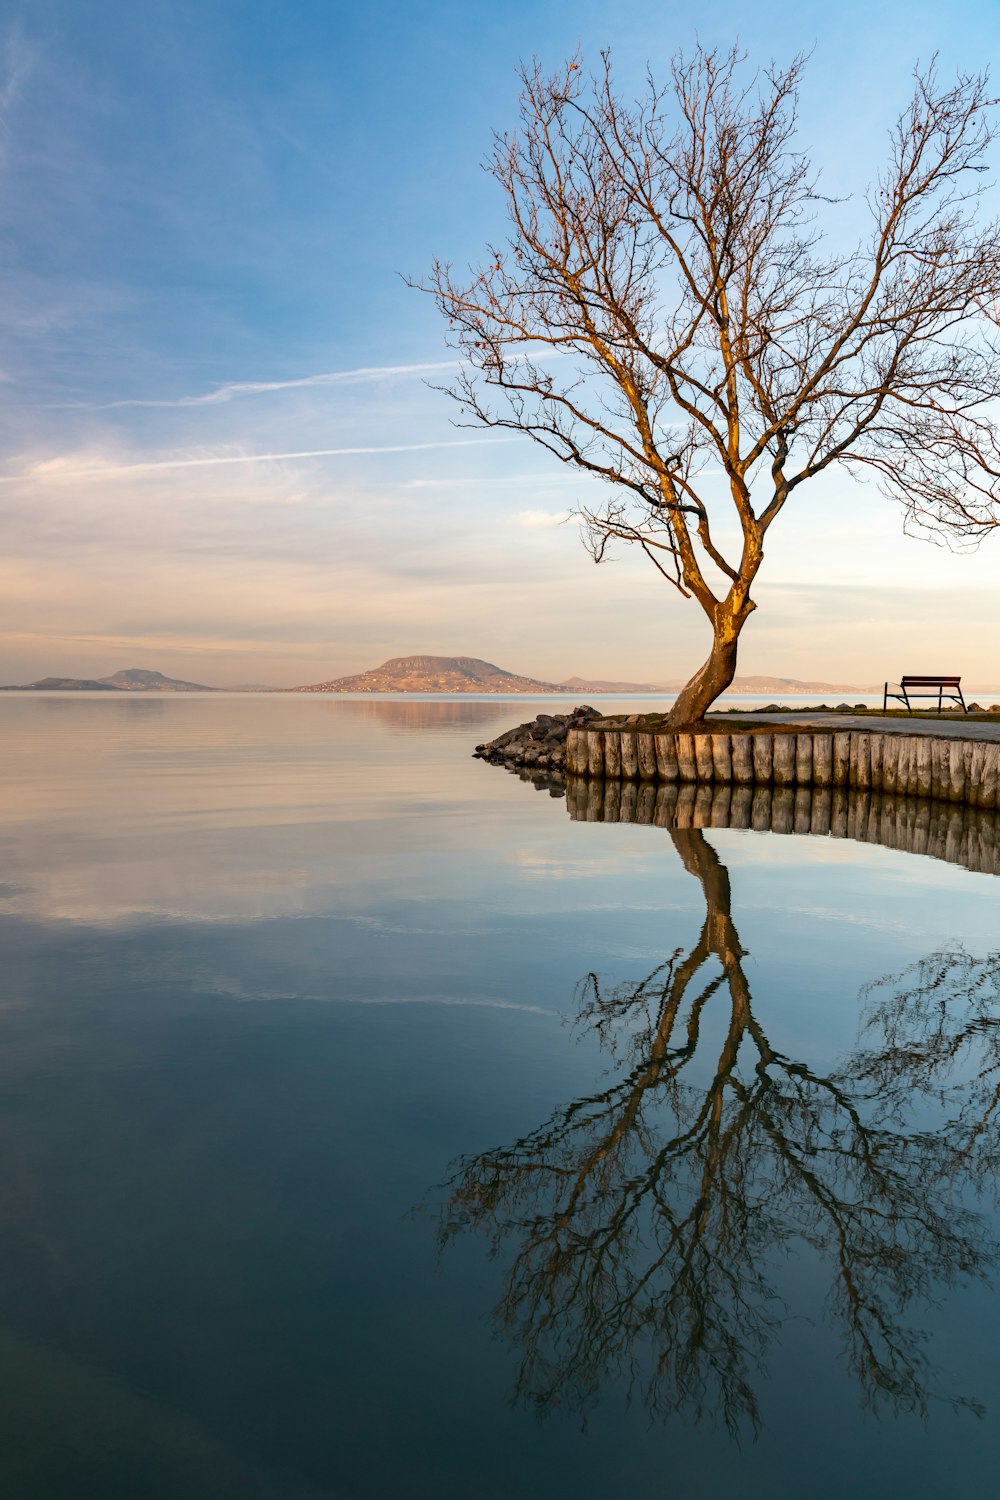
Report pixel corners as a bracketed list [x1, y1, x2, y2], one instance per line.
[1, 693, 999, 1498]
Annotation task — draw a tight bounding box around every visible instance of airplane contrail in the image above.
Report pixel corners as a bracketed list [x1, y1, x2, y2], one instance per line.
[0, 435, 517, 483]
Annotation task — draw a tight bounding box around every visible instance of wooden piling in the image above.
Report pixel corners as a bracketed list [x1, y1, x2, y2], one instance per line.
[654, 734, 679, 781]
[752, 733, 774, 783]
[773, 734, 796, 787]
[833, 732, 852, 786]
[711, 733, 733, 783]
[731, 734, 754, 785]
[694, 735, 715, 783]
[676, 734, 698, 783]
[637, 732, 658, 781]
[620, 731, 639, 780]
[795, 734, 813, 786]
[813, 735, 834, 788]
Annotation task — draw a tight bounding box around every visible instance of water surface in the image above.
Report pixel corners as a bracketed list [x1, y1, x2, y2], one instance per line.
[1, 694, 999, 1498]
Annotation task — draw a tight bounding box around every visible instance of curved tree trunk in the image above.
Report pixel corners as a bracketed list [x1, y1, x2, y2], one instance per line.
[666, 615, 746, 726]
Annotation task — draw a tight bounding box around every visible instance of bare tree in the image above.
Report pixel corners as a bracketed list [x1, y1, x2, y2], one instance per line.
[417, 49, 1000, 722]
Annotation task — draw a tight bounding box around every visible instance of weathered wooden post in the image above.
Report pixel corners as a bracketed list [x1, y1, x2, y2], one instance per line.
[850, 732, 871, 790]
[694, 735, 715, 783]
[813, 735, 834, 788]
[711, 733, 733, 784]
[637, 733, 658, 781]
[947, 739, 966, 804]
[676, 734, 698, 783]
[752, 733, 774, 784]
[655, 734, 680, 782]
[772, 734, 796, 787]
[881, 734, 899, 795]
[587, 730, 605, 780]
[978, 743, 1000, 811]
[914, 738, 933, 800]
[930, 738, 948, 802]
[621, 731, 639, 780]
[603, 731, 621, 780]
[870, 734, 884, 791]
[833, 732, 852, 786]
[795, 734, 813, 787]
[565, 729, 587, 776]
[731, 734, 754, 785]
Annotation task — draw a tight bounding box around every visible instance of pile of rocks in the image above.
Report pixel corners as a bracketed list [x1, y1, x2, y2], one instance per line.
[474, 705, 602, 776]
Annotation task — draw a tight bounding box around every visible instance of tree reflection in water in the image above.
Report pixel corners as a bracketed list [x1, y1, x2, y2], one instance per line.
[434, 829, 1000, 1431]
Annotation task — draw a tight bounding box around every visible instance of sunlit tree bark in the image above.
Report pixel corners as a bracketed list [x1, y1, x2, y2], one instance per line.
[418, 49, 1000, 721]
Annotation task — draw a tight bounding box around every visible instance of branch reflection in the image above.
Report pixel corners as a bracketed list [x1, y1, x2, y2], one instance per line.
[435, 826, 1000, 1431]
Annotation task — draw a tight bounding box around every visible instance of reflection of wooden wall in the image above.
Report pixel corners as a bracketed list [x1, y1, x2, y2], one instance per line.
[564, 777, 1000, 877]
[565, 728, 1000, 811]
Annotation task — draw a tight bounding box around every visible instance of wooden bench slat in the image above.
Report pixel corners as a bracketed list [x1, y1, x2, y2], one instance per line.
[883, 675, 967, 714]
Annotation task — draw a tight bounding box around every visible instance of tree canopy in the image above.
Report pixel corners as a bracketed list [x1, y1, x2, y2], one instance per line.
[420, 48, 1000, 721]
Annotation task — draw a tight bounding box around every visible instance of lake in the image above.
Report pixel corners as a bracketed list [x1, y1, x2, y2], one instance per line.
[1, 693, 999, 1498]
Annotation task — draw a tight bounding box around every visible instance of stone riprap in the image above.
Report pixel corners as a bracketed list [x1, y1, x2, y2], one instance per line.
[473, 705, 603, 779]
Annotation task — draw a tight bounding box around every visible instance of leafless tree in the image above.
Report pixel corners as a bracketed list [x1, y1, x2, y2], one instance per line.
[417, 48, 1000, 722]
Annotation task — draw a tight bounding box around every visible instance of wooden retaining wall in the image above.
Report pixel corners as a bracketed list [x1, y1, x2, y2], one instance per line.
[564, 777, 1000, 879]
[564, 727, 1000, 811]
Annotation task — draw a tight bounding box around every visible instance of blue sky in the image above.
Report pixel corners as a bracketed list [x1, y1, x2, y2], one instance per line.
[3, 0, 1000, 687]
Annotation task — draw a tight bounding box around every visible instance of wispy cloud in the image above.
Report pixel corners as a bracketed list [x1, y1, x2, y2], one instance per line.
[514, 509, 572, 528]
[1, 435, 516, 484]
[69, 359, 461, 410]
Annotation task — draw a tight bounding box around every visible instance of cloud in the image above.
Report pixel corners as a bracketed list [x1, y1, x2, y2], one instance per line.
[1, 435, 516, 484]
[72, 359, 462, 410]
[514, 509, 572, 528]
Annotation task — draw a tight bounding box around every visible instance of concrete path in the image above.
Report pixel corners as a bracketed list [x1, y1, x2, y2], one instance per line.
[722, 712, 1000, 741]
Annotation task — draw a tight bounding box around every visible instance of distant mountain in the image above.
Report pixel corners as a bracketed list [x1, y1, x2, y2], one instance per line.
[1, 667, 215, 691]
[294, 655, 570, 694]
[99, 668, 214, 691]
[0, 676, 120, 691]
[722, 675, 879, 694]
[561, 673, 878, 694]
[561, 675, 661, 693]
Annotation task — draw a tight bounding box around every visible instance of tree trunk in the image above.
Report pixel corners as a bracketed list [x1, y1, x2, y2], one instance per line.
[666, 616, 745, 726]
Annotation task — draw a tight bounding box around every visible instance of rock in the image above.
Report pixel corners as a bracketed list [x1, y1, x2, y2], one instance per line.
[835, 703, 852, 711]
[852, 703, 867, 712]
[969, 702, 983, 712]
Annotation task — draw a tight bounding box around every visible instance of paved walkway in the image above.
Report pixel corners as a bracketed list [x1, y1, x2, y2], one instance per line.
[724, 713, 1000, 742]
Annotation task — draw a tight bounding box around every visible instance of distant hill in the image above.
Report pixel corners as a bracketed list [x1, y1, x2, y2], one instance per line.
[0, 676, 121, 691]
[294, 655, 570, 694]
[561, 673, 878, 694]
[722, 675, 879, 694]
[561, 675, 660, 693]
[99, 669, 214, 691]
[1, 667, 215, 691]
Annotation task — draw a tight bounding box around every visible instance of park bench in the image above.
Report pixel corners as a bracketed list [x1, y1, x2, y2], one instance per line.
[883, 675, 968, 713]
